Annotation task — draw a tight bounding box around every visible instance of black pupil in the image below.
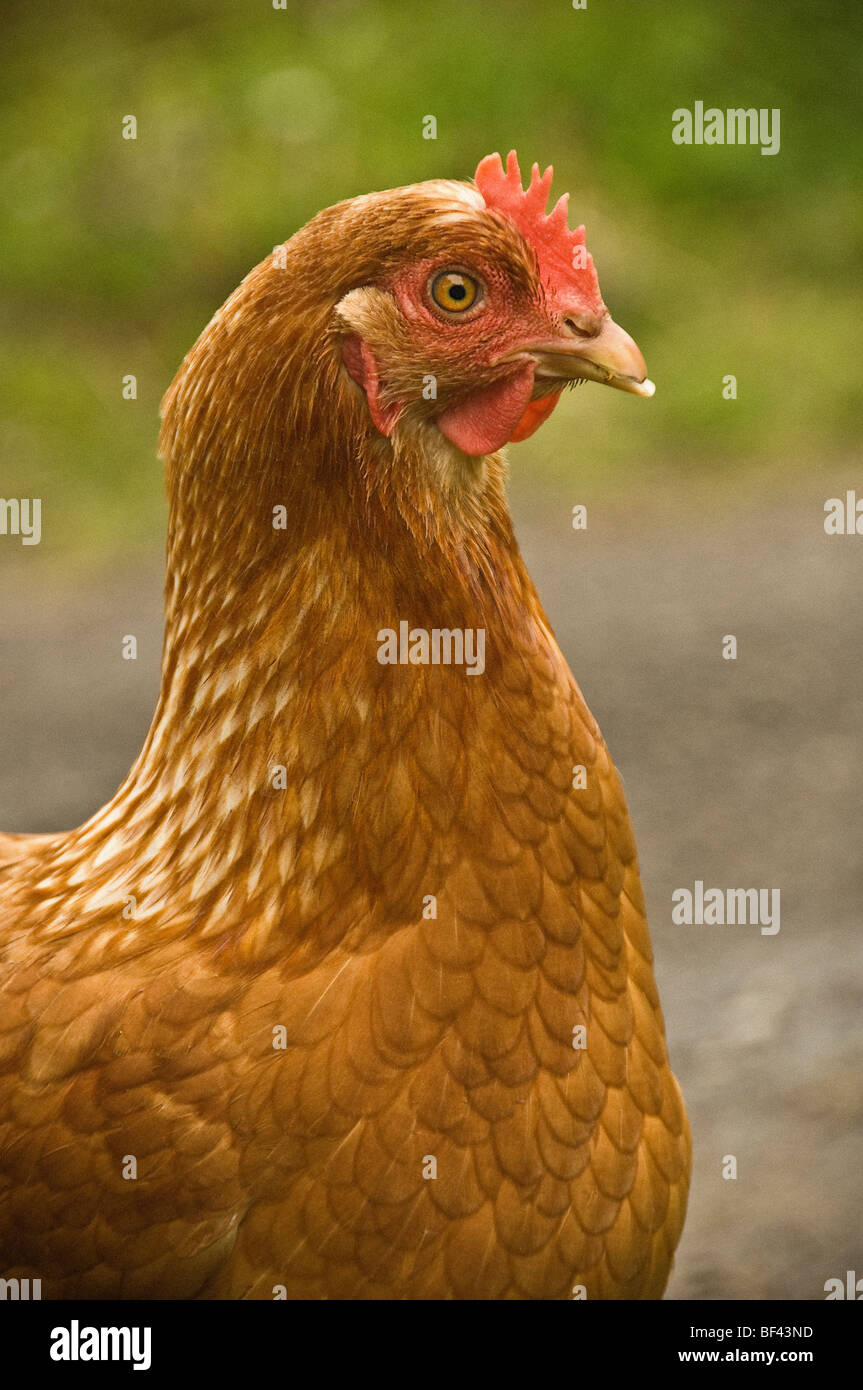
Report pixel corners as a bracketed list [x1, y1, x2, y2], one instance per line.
[448, 281, 466, 300]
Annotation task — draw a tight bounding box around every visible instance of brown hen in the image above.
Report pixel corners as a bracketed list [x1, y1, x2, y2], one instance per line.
[0, 152, 689, 1299]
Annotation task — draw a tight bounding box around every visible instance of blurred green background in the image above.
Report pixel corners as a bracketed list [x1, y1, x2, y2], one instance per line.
[0, 0, 860, 560]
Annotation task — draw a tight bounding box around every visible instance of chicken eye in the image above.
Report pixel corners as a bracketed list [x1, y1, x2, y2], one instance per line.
[429, 269, 480, 314]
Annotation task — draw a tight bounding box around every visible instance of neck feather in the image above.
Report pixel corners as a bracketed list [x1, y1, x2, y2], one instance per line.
[33, 265, 569, 966]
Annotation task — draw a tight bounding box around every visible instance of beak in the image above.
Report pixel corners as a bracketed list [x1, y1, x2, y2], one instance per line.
[502, 315, 655, 398]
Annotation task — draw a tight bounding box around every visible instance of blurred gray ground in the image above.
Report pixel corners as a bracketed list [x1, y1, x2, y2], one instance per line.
[1, 482, 861, 1300]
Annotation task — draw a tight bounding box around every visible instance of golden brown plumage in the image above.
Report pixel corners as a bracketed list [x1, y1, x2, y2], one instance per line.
[0, 153, 689, 1299]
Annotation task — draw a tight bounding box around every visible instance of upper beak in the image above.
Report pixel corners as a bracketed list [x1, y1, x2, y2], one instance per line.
[502, 315, 655, 398]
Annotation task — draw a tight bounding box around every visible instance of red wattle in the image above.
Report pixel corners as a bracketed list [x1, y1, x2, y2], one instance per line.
[509, 392, 561, 441]
[435, 363, 536, 457]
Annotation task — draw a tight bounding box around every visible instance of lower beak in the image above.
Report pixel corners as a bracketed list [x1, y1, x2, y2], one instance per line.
[503, 315, 655, 398]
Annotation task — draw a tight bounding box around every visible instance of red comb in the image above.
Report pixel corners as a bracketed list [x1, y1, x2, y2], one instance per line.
[474, 150, 604, 313]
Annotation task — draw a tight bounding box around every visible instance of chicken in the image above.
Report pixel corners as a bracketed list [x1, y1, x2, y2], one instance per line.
[0, 151, 689, 1300]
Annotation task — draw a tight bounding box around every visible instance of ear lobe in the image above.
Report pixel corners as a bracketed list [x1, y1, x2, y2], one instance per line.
[342, 335, 402, 436]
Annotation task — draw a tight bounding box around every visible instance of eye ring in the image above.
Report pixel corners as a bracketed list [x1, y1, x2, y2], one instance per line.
[428, 268, 483, 316]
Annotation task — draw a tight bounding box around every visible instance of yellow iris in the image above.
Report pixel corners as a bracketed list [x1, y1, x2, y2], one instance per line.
[430, 270, 479, 313]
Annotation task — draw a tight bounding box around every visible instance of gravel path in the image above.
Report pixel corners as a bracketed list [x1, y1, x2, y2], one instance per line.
[1, 479, 860, 1300]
